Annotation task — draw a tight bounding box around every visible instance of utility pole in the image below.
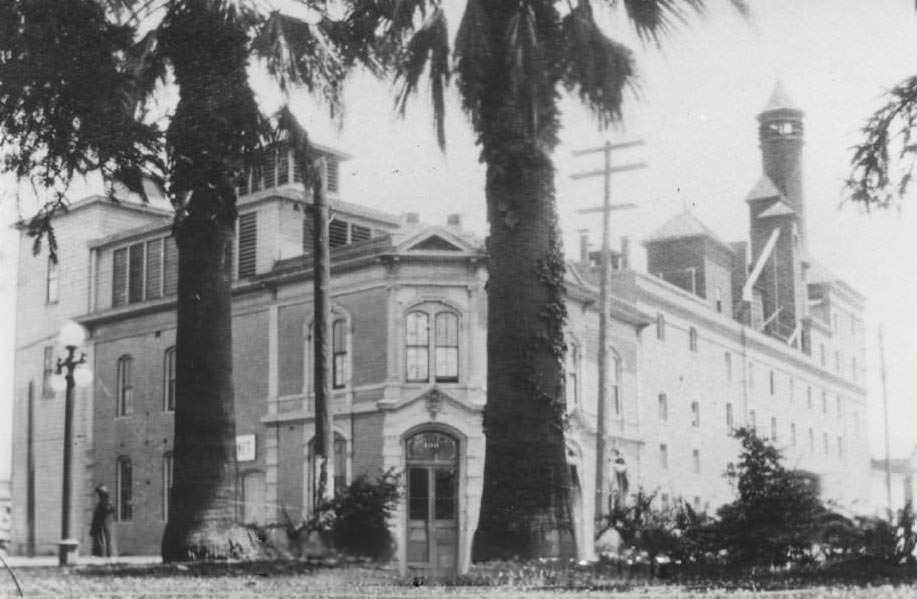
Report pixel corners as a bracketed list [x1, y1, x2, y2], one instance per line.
[879, 325, 892, 515]
[571, 140, 644, 518]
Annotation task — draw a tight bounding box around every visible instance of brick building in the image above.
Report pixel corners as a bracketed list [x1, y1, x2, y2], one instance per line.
[9, 87, 870, 576]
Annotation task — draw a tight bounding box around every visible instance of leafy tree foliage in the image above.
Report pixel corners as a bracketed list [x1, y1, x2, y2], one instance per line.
[715, 427, 828, 567]
[0, 0, 407, 561]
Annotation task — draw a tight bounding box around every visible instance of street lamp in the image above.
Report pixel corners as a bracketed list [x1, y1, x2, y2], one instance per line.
[50, 320, 92, 566]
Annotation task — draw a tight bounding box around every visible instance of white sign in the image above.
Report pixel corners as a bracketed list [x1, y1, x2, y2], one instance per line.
[236, 434, 256, 462]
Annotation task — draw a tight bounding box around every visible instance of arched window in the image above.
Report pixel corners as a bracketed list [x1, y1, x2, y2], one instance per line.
[163, 347, 176, 412]
[162, 452, 173, 520]
[405, 307, 461, 383]
[405, 312, 429, 382]
[332, 319, 347, 389]
[434, 313, 459, 382]
[116, 355, 133, 417]
[116, 456, 133, 521]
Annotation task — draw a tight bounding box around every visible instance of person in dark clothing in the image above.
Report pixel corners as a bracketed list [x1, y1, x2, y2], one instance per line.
[89, 485, 115, 557]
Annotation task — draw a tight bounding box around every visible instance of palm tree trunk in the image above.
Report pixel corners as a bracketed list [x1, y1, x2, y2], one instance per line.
[472, 143, 576, 561]
[161, 188, 260, 561]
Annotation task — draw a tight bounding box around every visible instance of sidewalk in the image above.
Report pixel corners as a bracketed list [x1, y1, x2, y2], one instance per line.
[1, 554, 161, 567]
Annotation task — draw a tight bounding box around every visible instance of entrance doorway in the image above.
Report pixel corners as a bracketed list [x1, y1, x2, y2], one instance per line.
[405, 430, 459, 578]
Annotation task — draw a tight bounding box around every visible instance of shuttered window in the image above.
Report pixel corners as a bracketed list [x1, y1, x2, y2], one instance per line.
[302, 211, 315, 255]
[163, 238, 178, 296]
[112, 248, 128, 307]
[329, 219, 348, 248]
[145, 238, 162, 300]
[128, 243, 144, 303]
[326, 157, 339, 192]
[237, 212, 257, 278]
[277, 144, 290, 185]
[250, 163, 263, 193]
[263, 147, 277, 189]
[351, 224, 371, 243]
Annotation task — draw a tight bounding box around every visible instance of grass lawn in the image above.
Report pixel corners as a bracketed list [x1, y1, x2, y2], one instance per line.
[2, 562, 917, 598]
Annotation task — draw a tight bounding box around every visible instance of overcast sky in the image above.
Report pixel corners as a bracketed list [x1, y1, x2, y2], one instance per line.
[2, 0, 916, 479]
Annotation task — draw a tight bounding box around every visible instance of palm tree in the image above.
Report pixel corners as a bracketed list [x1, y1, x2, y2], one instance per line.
[0, 0, 406, 561]
[386, 0, 747, 561]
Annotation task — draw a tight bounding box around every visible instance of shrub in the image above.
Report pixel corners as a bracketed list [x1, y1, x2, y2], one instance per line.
[313, 469, 401, 561]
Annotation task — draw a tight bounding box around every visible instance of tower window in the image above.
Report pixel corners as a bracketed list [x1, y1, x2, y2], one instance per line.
[659, 444, 668, 470]
[725, 352, 732, 381]
[656, 313, 665, 341]
[770, 417, 777, 442]
[691, 401, 700, 427]
[726, 402, 734, 433]
[237, 212, 258, 278]
[688, 327, 698, 352]
[692, 449, 700, 474]
[658, 393, 668, 422]
[749, 409, 756, 431]
[769, 370, 775, 395]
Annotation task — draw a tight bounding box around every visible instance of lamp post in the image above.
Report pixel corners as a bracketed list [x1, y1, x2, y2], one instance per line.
[49, 321, 92, 566]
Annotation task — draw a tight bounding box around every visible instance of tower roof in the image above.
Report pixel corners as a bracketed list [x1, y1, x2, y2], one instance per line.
[644, 210, 731, 251]
[757, 200, 796, 219]
[744, 175, 786, 203]
[760, 81, 802, 115]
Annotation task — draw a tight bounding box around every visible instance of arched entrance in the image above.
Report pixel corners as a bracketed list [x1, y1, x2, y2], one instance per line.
[405, 429, 459, 578]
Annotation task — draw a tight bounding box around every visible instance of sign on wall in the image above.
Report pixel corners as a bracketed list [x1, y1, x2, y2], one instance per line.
[236, 434, 256, 462]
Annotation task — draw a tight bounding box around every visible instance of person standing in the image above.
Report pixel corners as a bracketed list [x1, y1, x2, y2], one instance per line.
[89, 485, 115, 557]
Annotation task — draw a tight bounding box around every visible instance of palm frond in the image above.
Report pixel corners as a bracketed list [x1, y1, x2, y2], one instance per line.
[393, 6, 450, 149]
[618, 0, 704, 43]
[847, 76, 917, 211]
[560, 0, 635, 127]
[253, 11, 347, 119]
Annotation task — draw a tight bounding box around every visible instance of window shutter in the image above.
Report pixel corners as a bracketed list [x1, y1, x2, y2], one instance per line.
[263, 147, 276, 189]
[238, 212, 258, 278]
[277, 143, 290, 185]
[351, 224, 371, 243]
[128, 243, 144, 303]
[302, 210, 314, 255]
[329, 219, 348, 248]
[163, 237, 178, 296]
[112, 248, 127, 307]
[326, 157, 339, 193]
[146, 238, 162, 300]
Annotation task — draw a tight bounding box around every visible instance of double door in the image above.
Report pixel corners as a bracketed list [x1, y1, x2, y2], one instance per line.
[405, 431, 459, 578]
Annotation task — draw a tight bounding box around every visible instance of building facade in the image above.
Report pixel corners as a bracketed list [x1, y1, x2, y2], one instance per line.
[10, 88, 870, 575]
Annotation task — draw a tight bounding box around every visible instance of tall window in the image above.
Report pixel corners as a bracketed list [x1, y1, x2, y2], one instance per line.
[565, 343, 579, 411]
[332, 319, 347, 389]
[819, 343, 826, 367]
[656, 313, 665, 340]
[659, 444, 668, 469]
[808, 427, 815, 452]
[715, 287, 723, 313]
[434, 313, 459, 382]
[770, 417, 777, 442]
[116, 355, 134, 417]
[748, 362, 754, 387]
[769, 370, 775, 395]
[836, 395, 842, 418]
[725, 402, 734, 433]
[821, 390, 827, 414]
[162, 452, 173, 520]
[692, 449, 700, 474]
[725, 352, 732, 381]
[46, 256, 59, 304]
[163, 347, 176, 411]
[749, 409, 756, 431]
[658, 393, 668, 422]
[116, 456, 133, 521]
[690, 401, 700, 427]
[42, 346, 55, 398]
[405, 309, 460, 383]
[835, 351, 841, 372]
[405, 312, 429, 382]
[112, 236, 174, 306]
[823, 432, 829, 455]
[237, 211, 258, 278]
[851, 356, 857, 381]
[837, 436, 844, 459]
[688, 327, 698, 352]
[789, 377, 795, 402]
[791, 423, 797, 446]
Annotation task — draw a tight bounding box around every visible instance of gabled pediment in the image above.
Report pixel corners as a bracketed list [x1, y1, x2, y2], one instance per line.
[410, 235, 463, 251]
[395, 225, 480, 254]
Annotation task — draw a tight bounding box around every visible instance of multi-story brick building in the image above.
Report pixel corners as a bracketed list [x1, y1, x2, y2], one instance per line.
[9, 87, 870, 576]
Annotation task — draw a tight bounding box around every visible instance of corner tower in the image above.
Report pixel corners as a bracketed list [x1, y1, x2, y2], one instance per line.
[741, 83, 808, 346]
[757, 81, 806, 249]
